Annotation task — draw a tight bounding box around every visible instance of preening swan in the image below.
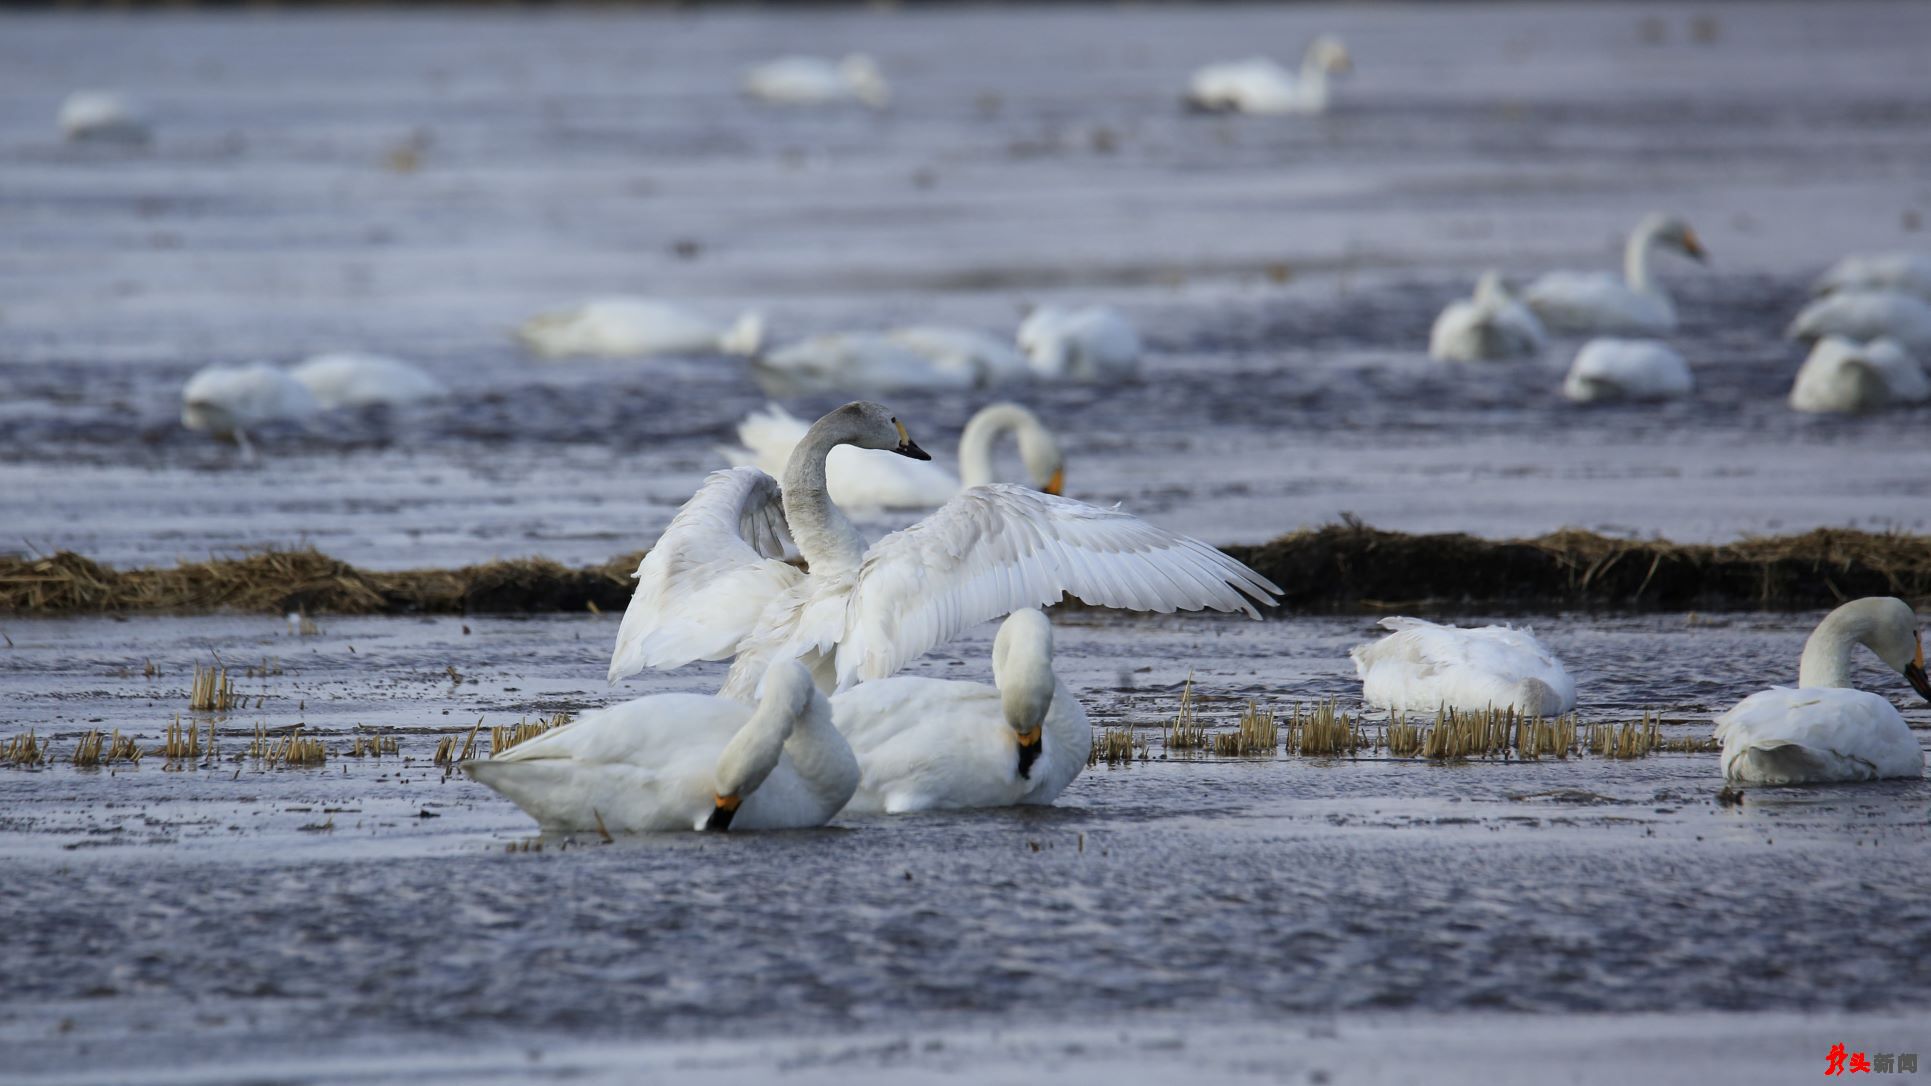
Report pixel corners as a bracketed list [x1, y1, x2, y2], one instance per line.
[1428, 271, 1547, 362]
[1186, 36, 1352, 115]
[463, 661, 859, 832]
[517, 298, 764, 360]
[180, 363, 318, 457]
[1016, 306, 1142, 381]
[289, 353, 448, 409]
[1351, 617, 1578, 716]
[1789, 336, 1931, 414]
[1812, 253, 1931, 301]
[722, 401, 1065, 510]
[834, 609, 1090, 814]
[750, 327, 1029, 395]
[59, 91, 148, 143]
[744, 54, 890, 108]
[1561, 338, 1694, 403]
[1713, 597, 1928, 786]
[1523, 214, 1706, 336]
[1785, 290, 1931, 356]
[608, 402, 1279, 697]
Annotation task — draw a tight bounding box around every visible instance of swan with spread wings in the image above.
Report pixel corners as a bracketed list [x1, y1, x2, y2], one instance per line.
[609, 401, 1280, 699]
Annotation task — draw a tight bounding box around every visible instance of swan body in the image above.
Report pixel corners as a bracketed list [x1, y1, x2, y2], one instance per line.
[517, 298, 764, 360]
[463, 661, 858, 833]
[1351, 617, 1577, 716]
[744, 55, 890, 108]
[59, 91, 148, 143]
[722, 401, 1065, 510]
[1016, 306, 1142, 381]
[1812, 253, 1931, 300]
[1714, 597, 1928, 786]
[751, 327, 1023, 395]
[834, 609, 1090, 814]
[1789, 336, 1931, 414]
[609, 402, 1279, 698]
[289, 353, 448, 409]
[1523, 213, 1706, 335]
[180, 363, 318, 454]
[1785, 290, 1931, 356]
[1561, 338, 1694, 402]
[1186, 36, 1352, 115]
[1429, 271, 1547, 362]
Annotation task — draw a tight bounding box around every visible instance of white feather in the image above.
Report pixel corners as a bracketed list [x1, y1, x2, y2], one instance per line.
[1351, 617, 1578, 716]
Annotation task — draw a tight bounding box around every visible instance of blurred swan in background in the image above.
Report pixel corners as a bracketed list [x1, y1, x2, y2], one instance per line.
[59, 90, 148, 143]
[744, 54, 890, 108]
[1186, 36, 1352, 114]
[1714, 597, 1928, 786]
[1352, 617, 1577, 717]
[834, 609, 1090, 814]
[750, 326, 1027, 395]
[180, 363, 318, 459]
[1561, 338, 1694, 402]
[1785, 290, 1931, 355]
[723, 401, 1065, 509]
[517, 298, 764, 360]
[1429, 271, 1546, 361]
[289, 353, 448, 409]
[1812, 253, 1931, 300]
[1016, 305, 1141, 381]
[1789, 336, 1930, 414]
[1523, 213, 1706, 335]
[463, 661, 858, 833]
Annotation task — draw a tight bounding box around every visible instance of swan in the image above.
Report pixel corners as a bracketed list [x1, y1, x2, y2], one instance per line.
[1785, 290, 1931, 356]
[180, 363, 318, 458]
[1561, 338, 1694, 403]
[607, 402, 1279, 698]
[59, 91, 148, 143]
[1015, 306, 1141, 381]
[750, 326, 1028, 395]
[1789, 336, 1931, 414]
[722, 401, 1065, 510]
[1351, 617, 1578, 717]
[1186, 36, 1352, 115]
[1713, 597, 1928, 786]
[516, 298, 764, 360]
[1812, 253, 1931, 301]
[1523, 214, 1707, 335]
[463, 661, 858, 832]
[289, 353, 448, 409]
[744, 55, 890, 109]
[1428, 271, 1547, 362]
[834, 609, 1090, 814]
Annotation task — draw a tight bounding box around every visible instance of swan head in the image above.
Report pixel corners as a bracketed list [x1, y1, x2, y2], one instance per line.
[1847, 598, 1929, 700]
[1473, 269, 1519, 304]
[839, 54, 891, 108]
[1304, 35, 1352, 74]
[989, 403, 1067, 495]
[710, 661, 821, 831]
[826, 401, 931, 460]
[1638, 213, 1706, 263]
[992, 609, 1057, 779]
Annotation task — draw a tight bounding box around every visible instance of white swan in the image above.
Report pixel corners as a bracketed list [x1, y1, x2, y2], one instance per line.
[1789, 336, 1931, 414]
[1523, 214, 1707, 335]
[1812, 253, 1931, 301]
[180, 363, 318, 457]
[1561, 338, 1694, 403]
[608, 402, 1279, 697]
[722, 401, 1065, 510]
[744, 55, 890, 109]
[463, 661, 858, 832]
[59, 91, 148, 143]
[1428, 271, 1547, 362]
[834, 609, 1090, 814]
[289, 353, 448, 409]
[751, 326, 1028, 395]
[1016, 306, 1141, 381]
[1713, 597, 1928, 786]
[1186, 36, 1352, 115]
[517, 298, 764, 360]
[1351, 617, 1578, 716]
[1785, 290, 1931, 356]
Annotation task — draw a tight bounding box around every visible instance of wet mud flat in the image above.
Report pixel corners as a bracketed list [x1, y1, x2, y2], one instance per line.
[1, 609, 1926, 1083]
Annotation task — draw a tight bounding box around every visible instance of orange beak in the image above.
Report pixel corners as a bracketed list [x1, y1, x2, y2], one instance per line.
[1681, 229, 1707, 262]
[706, 793, 742, 832]
[1043, 468, 1065, 496]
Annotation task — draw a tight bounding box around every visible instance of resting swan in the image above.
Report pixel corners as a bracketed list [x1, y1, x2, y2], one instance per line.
[1785, 290, 1931, 356]
[1713, 597, 1928, 786]
[517, 298, 764, 360]
[1429, 271, 1547, 362]
[463, 661, 858, 832]
[1561, 338, 1694, 402]
[750, 326, 1030, 395]
[744, 55, 890, 109]
[1812, 253, 1931, 301]
[722, 401, 1065, 510]
[1015, 306, 1141, 381]
[289, 353, 447, 409]
[180, 363, 318, 458]
[834, 609, 1090, 814]
[1186, 36, 1352, 115]
[1789, 336, 1931, 414]
[1523, 214, 1706, 335]
[608, 402, 1279, 698]
[1351, 617, 1578, 716]
[59, 91, 148, 143]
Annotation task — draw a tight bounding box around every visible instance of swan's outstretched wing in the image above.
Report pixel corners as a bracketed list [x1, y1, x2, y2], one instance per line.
[828, 484, 1279, 688]
[608, 468, 803, 683]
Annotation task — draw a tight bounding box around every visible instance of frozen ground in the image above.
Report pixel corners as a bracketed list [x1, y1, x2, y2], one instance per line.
[4, 2, 1931, 569]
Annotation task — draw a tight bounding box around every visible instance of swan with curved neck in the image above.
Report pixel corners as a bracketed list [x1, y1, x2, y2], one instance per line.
[1523, 213, 1706, 336]
[780, 401, 930, 576]
[1185, 36, 1352, 115]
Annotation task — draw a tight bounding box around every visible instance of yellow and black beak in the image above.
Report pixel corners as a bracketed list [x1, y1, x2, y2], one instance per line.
[1042, 467, 1065, 496]
[706, 793, 742, 832]
[892, 419, 931, 461]
[1908, 634, 1930, 703]
[1015, 727, 1043, 779]
[1682, 229, 1708, 263]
